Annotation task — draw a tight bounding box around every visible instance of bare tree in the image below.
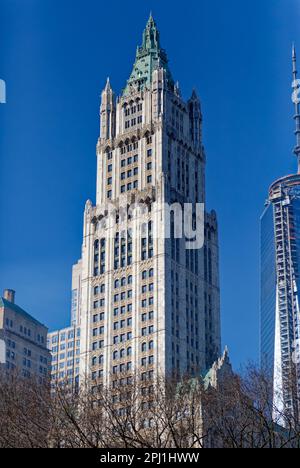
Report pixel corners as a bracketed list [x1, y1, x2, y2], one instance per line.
[203, 363, 300, 448]
[1, 364, 300, 448]
[0, 370, 51, 448]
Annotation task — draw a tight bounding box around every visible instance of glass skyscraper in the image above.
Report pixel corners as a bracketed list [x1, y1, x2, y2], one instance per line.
[260, 46, 300, 422]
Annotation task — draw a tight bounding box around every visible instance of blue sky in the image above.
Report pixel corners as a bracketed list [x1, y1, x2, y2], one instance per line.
[0, 0, 299, 369]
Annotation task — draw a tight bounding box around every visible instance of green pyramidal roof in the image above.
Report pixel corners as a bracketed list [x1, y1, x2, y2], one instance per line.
[123, 14, 174, 96]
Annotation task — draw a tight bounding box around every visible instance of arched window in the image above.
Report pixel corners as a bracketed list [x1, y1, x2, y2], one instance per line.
[149, 268, 154, 278]
[92, 356, 97, 366]
[99, 355, 104, 364]
[113, 351, 118, 360]
[141, 342, 147, 352]
[121, 277, 126, 287]
[120, 348, 125, 358]
[127, 346, 132, 356]
[114, 279, 120, 289]
[128, 275, 133, 285]
[149, 340, 154, 350]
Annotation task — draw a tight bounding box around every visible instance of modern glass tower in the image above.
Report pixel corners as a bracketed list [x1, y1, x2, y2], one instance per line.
[260, 46, 300, 422]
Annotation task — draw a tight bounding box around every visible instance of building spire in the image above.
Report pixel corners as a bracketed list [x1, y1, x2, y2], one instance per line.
[149, 11, 154, 23]
[292, 44, 300, 173]
[123, 15, 174, 96]
[105, 77, 112, 92]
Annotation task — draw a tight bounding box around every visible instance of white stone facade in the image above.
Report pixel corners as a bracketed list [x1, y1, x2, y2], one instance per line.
[73, 17, 221, 388]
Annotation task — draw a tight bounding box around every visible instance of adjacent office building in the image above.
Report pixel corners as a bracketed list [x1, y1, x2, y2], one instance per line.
[47, 263, 82, 388]
[47, 325, 81, 390]
[71, 15, 221, 388]
[260, 46, 300, 421]
[0, 289, 50, 381]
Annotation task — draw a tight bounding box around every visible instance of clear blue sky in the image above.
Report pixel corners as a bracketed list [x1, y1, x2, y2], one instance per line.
[0, 0, 299, 369]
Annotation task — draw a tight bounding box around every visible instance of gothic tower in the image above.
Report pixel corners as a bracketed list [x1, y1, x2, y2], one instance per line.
[76, 15, 221, 387]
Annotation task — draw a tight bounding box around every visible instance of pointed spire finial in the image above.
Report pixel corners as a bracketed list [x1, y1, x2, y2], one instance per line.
[292, 44, 300, 173]
[191, 88, 198, 100]
[148, 11, 154, 23]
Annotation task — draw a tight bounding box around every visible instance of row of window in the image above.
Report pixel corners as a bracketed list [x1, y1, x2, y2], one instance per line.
[92, 328, 155, 346]
[141, 297, 154, 308]
[94, 239, 106, 276]
[141, 325, 155, 336]
[94, 274, 154, 296]
[50, 329, 80, 344]
[114, 276, 133, 289]
[141, 355, 154, 366]
[124, 103, 143, 116]
[93, 326, 105, 337]
[5, 318, 13, 328]
[6, 339, 15, 349]
[114, 303, 132, 316]
[112, 347, 132, 360]
[93, 312, 105, 323]
[112, 361, 132, 374]
[114, 233, 132, 270]
[141, 236, 153, 261]
[94, 284, 105, 295]
[94, 309, 153, 325]
[142, 268, 154, 279]
[51, 341, 80, 353]
[51, 350, 80, 361]
[121, 167, 139, 179]
[113, 318, 132, 330]
[51, 343, 78, 353]
[92, 369, 104, 380]
[120, 154, 138, 166]
[6, 350, 15, 360]
[125, 116, 143, 129]
[94, 299, 105, 309]
[114, 290, 133, 302]
[52, 358, 78, 371]
[120, 142, 139, 154]
[113, 332, 132, 344]
[5, 318, 42, 343]
[20, 325, 32, 338]
[120, 181, 139, 193]
[142, 283, 154, 294]
[141, 311, 154, 322]
[51, 369, 79, 380]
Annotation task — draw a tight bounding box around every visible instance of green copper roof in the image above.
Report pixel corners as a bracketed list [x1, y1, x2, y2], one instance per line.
[0, 297, 46, 328]
[203, 367, 214, 390]
[123, 14, 174, 96]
